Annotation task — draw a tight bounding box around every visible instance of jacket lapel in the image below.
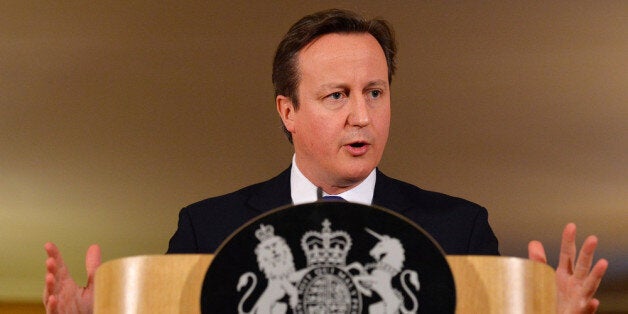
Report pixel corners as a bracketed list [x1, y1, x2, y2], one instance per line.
[373, 169, 412, 215]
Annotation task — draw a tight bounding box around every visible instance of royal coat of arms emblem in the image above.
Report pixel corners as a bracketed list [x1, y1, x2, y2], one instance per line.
[201, 202, 455, 314]
[236, 219, 420, 314]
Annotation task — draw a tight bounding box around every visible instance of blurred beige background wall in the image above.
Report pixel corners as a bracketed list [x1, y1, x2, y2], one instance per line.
[1, 1, 626, 312]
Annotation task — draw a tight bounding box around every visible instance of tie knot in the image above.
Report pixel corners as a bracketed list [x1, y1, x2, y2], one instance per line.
[322, 195, 346, 202]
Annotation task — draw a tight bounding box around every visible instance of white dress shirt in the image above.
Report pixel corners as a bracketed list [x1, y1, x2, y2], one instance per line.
[290, 154, 376, 205]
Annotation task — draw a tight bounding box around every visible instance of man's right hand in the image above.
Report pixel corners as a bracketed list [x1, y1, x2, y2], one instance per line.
[43, 242, 100, 314]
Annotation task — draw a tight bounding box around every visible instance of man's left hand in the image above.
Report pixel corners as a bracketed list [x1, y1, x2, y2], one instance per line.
[528, 223, 608, 314]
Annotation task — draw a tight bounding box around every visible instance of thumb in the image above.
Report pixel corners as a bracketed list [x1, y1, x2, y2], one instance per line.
[528, 240, 548, 263]
[85, 244, 101, 288]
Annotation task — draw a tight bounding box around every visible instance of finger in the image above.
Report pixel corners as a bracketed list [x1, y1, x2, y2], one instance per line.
[85, 244, 102, 288]
[44, 273, 56, 299]
[573, 235, 597, 280]
[45, 256, 56, 276]
[557, 223, 577, 274]
[582, 258, 608, 299]
[527, 240, 547, 263]
[46, 294, 58, 314]
[44, 242, 61, 262]
[43, 273, 53, 305]
[46, 254, 68, 283]
[44, 242, 67, 277]
[587, 298, 600, 313]
[44, 257, 58, 301]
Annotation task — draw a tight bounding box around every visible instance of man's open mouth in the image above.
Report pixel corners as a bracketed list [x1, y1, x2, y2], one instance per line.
[349, 142, 366, 148]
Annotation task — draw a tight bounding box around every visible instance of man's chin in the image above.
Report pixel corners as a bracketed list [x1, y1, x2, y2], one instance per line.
[337, 165, 375, 183]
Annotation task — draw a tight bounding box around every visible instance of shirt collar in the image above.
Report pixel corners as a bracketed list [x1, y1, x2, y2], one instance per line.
[290, 154, 376, 205]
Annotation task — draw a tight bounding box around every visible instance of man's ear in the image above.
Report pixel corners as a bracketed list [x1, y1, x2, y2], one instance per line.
[276, 95, 296, 132]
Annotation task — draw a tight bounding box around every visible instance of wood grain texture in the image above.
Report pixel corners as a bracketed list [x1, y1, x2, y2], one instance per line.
[94, 255, 556, 313]
[94, 254, 213, 314]
[447, 255, 556, 313]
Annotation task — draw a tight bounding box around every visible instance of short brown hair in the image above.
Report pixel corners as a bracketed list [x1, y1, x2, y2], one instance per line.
[272, 9, 397, 142]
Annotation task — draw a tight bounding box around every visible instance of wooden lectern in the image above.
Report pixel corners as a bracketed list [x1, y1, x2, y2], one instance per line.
[94, 254, 556, 313]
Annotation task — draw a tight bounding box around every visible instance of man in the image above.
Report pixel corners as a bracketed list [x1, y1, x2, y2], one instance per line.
[44, 9, 607, 313]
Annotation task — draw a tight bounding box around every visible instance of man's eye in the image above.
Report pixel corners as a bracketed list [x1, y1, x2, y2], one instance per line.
[370, 90, 381, 98]
[329, 92, 343, 100]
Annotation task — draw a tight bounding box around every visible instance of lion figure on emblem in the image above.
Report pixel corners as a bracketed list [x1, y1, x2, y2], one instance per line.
[237, 224, 299, 314]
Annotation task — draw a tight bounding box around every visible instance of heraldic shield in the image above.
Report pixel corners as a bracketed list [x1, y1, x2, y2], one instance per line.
[201, 202, 455, 313]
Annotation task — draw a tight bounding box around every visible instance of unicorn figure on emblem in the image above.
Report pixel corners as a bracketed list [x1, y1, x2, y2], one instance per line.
[347, 229, 421, 314]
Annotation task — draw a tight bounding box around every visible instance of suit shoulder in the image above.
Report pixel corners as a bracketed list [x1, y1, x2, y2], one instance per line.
[381, 173, 486, 212]
[183, 182, 259, 212]
[181, 167, 291, 215]
[376, 172, 498, 255]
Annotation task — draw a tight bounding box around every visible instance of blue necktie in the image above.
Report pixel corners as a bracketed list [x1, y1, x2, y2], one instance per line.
[321, 195, 346, 202]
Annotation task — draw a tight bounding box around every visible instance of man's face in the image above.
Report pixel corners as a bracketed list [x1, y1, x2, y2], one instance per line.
[278, 33, 391, 193]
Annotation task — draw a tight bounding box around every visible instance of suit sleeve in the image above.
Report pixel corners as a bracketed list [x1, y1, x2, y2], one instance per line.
[468, 207, 500, 255]
[166, 207, 199, 253]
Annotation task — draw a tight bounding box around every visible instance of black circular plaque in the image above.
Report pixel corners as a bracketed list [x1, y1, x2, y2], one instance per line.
[201, 202, 455, 313]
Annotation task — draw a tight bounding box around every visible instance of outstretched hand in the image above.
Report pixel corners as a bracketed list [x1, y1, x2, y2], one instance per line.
[528, 223, 608, 314]
[43, 242, 101, 314]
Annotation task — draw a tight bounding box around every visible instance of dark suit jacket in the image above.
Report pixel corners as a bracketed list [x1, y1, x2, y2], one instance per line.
[167, 167, 499, 255]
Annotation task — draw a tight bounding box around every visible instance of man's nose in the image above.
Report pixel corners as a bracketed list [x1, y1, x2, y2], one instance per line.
[347, 96, 370, 127]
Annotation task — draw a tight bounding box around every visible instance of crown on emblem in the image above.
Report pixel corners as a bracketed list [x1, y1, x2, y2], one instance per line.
[255, 224, 275, 241]
[301, 219, 352, 267]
